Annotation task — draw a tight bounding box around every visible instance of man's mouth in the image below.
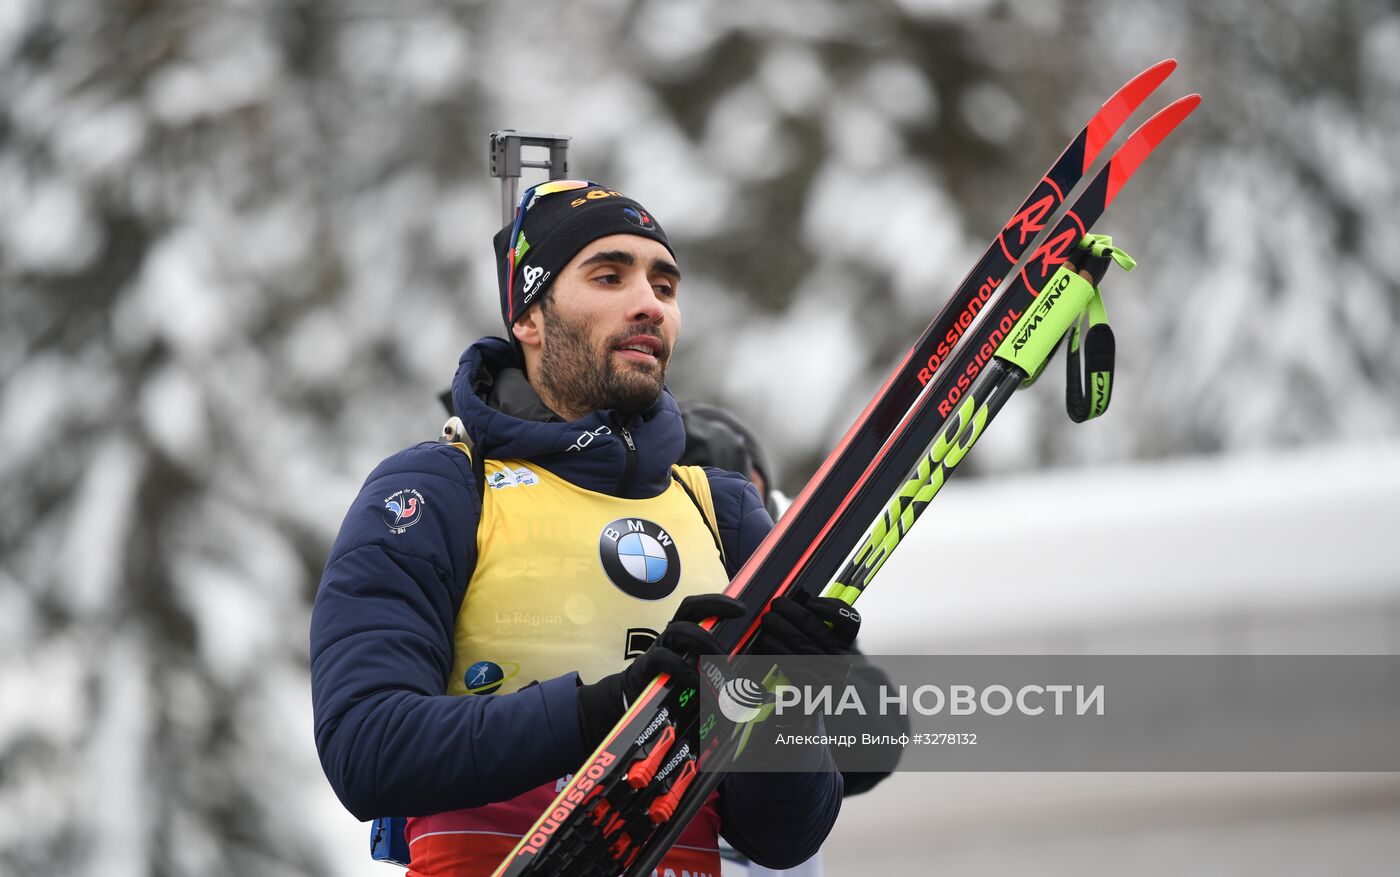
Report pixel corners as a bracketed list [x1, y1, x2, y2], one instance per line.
[613, 335, 663, 364]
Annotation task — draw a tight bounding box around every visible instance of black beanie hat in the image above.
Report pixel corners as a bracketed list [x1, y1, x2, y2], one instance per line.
[492, 181, 674, 334]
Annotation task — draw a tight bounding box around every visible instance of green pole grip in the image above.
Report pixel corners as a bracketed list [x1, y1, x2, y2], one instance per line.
[995, 264, 1097, 375]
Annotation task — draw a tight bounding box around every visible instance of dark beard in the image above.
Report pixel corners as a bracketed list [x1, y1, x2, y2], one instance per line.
[535, 306, 669, 418]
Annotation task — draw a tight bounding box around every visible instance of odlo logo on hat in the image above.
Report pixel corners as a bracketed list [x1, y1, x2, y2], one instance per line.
[520, 264, 550, 305]
[598, 518, 681, 600]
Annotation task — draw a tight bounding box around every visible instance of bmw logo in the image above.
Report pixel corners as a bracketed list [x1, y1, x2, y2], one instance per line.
[599, 518, 682, 600]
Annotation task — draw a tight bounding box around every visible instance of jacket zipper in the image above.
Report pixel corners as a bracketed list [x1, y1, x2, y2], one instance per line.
[618, 424, 637, 496]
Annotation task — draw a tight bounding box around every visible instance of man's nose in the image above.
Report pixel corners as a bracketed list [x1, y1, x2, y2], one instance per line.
[626, 275, 664, 323]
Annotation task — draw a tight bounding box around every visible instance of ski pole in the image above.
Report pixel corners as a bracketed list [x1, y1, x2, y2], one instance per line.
[827, 234, 1136, 605]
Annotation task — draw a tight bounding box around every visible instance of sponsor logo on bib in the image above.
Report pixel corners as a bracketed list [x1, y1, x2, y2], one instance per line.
[598, 518, 681, 600]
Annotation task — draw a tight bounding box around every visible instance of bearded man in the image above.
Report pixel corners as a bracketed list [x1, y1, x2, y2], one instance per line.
[310, 181, 857, 877]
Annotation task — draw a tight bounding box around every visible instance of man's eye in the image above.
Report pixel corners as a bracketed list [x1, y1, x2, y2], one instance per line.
[654, 283, 676, 297]
[594, 272, 622, 285]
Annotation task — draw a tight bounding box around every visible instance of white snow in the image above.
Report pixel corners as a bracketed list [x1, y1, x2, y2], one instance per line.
[145, 29, 279, 124]
[633, 0, 726, 72]
[79, 637, 152, 877]
[756, 45, 830, 117]
[1, 173, 101, 272]
[0, 630, 86, 751]
[722, 292, 861, 454]
[130, 230, 236, 357]
[860, 60, 939, 125]
[0, 0, 37, 58]
[53, 98, 147, 182]
[960, 81, 1025, 145]
[892, 0, 997, 23]
[857, 442, 1400, 650]
[801, 162, 962, 305]
[58, 438, 143, 617]
[0, 353, 66, 461]
[140, 366, 210, 467]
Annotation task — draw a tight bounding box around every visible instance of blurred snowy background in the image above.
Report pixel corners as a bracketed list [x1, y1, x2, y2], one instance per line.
[2, 0, 1398, 875]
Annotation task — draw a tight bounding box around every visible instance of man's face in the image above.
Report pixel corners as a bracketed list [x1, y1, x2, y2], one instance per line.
[516, 233, 681, 420]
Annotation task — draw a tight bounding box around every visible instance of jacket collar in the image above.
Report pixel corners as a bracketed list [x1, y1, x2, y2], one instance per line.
[450, 337, 686, 498]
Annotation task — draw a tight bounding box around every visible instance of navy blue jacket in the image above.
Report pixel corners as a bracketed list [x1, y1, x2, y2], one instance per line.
[310, 337, 841, 868]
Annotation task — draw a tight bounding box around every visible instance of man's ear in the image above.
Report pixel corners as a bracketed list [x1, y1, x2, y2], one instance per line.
[512, 306, 543, 350]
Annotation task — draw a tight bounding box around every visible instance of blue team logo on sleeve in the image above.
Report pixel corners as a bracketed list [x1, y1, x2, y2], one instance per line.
[599, 518, 681, 600]
[383, 488, 425, 534]
[463, 660, 519, 695]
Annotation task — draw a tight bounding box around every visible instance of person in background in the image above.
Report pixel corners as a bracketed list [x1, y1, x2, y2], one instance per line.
[679, 401, 786, 519]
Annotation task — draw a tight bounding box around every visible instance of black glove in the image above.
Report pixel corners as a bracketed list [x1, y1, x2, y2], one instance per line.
[754, 590, 862, 714]
[577, 593, 745, 750]
[756, 589, 861, 658]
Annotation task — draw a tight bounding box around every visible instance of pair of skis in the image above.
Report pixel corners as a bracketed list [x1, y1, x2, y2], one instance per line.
[493, 59, 1200, 877]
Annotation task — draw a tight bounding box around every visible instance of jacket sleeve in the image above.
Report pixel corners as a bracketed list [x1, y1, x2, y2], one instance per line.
[718, 743, 843, 869]
[310, 443, 588, 820]
[827, 647, 909, 796]
[702, 466, 775, 579]
[703, 467, 845, 868]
